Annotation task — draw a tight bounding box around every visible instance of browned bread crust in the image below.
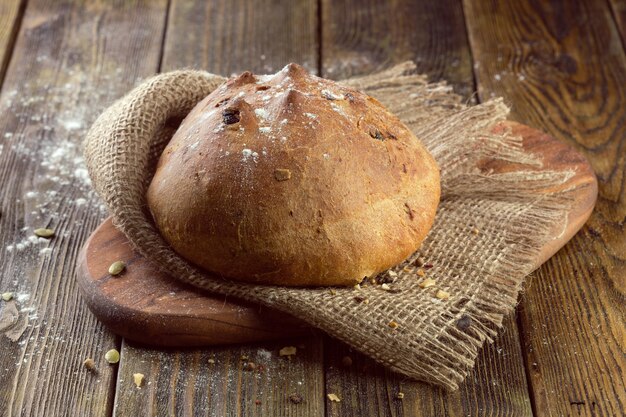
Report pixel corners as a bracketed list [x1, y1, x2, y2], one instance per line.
[147, 64, 440, 286]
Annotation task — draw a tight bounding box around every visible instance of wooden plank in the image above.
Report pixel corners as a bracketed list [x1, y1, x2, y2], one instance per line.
[113, 1, 324, 416]
[609, 0, 626, 46]
[0, 0, 168, 415]
[116, 338, 324, 416]
[321, 0, 474, 99]
[163, 0, 319, 74]
[0, 0, 25, 85]
[321, 1, 533, 415]
[464, 0, 626, 415]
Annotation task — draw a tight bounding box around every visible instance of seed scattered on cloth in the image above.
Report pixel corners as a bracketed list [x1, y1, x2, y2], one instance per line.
[416, 269, 426, 277]
[105, 349, 120, 364]
[353, 295, 369, 304]
[472, 227, 480, 235]
[456, 315, 472, 331]
[435, 290, 450, 300]
[1, 292, 13, 301]
[274, 168, 291, 181]
[108, 261, 126, 276]
[83, 358, 96, 372]
[327, 393, 341, 402]
[419, 278, 436, 288]
[414, 257, 425, 267]
[388, 320, 399, 329]
[381, 283, 391, 291]
[279, 346, 297, 357]
[133, 373, 145, 388]
[34, 228, 54, 238]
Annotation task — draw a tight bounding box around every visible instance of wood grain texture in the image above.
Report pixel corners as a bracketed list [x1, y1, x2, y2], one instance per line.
[464, 0, 626, 415]
[112, 1, 324, 416]
[321, 0, 474, 99]
[0, 0, 24, 85]
[609, 0, 626, 46]
[115, 338, 324, 417]
[77, 217, 310, 346]
[163, 0, 318, 75]
[0, 0, 168, 416]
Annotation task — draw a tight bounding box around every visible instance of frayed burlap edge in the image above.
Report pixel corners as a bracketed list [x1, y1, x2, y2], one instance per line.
[84, 62, 578, 390]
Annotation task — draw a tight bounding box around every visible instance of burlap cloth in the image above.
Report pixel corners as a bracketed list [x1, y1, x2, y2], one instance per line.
[84, 62, 574, 390]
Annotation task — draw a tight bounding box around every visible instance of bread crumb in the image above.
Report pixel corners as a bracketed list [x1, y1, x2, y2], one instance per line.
[243, 362, 256, 371]
[416, 269, 425, 277]
[83, 358, 96, 372]
[396, 392, 405, 399]
[133, 373, 144, 388]
[419, 278, 436, 288]
[279, 346, 297, 356]
[381, 283, 391, 291]
[327, 393, 341, 402]
[435, 290, 450, 300]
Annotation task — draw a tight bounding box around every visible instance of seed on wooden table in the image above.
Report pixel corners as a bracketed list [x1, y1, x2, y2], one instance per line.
[34, 228, 54, 238]
[105, 349, 120, 364]
[108, 261, 126, 276]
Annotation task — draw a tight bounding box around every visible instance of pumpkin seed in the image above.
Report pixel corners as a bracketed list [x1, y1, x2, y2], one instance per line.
[105, 349, 120, 364]
[34, 228, 54, 238]
[108, 261, 125, 276]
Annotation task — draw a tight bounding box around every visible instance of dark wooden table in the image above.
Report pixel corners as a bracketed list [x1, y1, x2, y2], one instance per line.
[0, 1, 624, 416]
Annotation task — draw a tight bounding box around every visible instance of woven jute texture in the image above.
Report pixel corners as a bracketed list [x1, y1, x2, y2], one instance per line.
[84, 62, 575, 390]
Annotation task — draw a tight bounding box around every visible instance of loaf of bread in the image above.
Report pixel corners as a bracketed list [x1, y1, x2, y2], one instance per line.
[147, 63, 440, 286]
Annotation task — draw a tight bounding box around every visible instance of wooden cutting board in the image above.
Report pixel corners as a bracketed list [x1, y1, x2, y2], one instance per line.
[76, 121, 597, 347]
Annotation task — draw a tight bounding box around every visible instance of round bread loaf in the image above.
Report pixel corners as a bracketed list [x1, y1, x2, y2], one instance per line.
[147, 63, 440, 286]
